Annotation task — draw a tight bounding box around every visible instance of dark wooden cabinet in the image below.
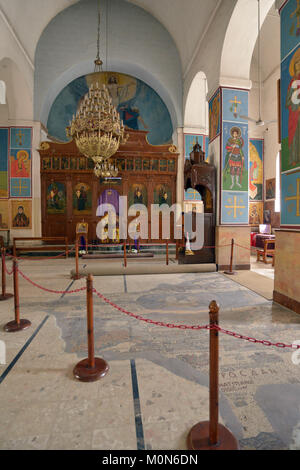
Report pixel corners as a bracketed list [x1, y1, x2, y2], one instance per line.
[39, 130, 178, 244]
[181, 141, 216, 264]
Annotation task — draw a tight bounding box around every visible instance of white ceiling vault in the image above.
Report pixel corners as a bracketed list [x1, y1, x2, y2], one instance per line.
[0, 0, 279, 127]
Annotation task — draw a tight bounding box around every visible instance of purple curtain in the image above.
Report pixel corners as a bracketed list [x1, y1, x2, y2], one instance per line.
[98, 189, 120, 215]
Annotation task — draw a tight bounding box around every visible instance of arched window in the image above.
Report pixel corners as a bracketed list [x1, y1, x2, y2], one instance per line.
[275, 152, 281, 213]
[0, 81, 6, 104]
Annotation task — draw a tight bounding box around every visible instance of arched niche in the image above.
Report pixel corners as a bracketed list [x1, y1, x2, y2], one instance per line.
[0, 58, 32, 120]
[184, 71, 208, 132]
[0, 80, 6, 104]
[220, 0, 275, 85]
[34, 0, 182, 130]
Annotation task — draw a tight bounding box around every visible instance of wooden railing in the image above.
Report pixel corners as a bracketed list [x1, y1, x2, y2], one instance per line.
[13, 237, 69, 258]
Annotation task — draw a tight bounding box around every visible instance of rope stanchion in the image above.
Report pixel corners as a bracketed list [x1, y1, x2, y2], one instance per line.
[4, 259, 31, 333]
[72, 240, 84, 280]
[187, 301, 239, 450]
[224, 238, 237, 275]
[0, 248, 13, 301]
[166, 239, 169, 266]
[73, 274, 109, 382]
[124, 239, 127, 268]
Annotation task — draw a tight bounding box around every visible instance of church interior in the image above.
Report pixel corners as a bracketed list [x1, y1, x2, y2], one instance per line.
[0, 0, 300, 452]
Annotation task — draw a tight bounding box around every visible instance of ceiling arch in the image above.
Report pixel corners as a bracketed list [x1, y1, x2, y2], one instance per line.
[35, 0, 182, 129]
[220, 0, 276, 87]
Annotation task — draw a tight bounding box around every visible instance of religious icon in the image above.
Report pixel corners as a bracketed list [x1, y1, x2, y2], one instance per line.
[209, 91, 220, 142]
[134, 187, 143, 204]
[290, 0, 300, 37]
[10, 150, 31, 178]
[129, 184, 147, 208]
[12, 206, 30, 227]
[11, 201, 32, 229]
[249, 202, 263, 226]
[47, 182, 66, 214]
[224, 127, 245, 190]
[285, 47, 300, 168]
[73, 183, 92, 215]
[154, 184, 172, 206]
[266, 179, 276, 200]
[249, 140, 263, 201]
[76, 222, 88, 234]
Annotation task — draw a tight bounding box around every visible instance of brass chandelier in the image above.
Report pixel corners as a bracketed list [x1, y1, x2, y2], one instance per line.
[66, 0, 127, 178]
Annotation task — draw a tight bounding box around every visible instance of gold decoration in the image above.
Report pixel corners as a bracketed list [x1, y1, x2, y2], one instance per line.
[169, 145, 178, 154]
[66, 82, 128, 177]
[65, 0, 128, 178]
[40, 142, 50, 150]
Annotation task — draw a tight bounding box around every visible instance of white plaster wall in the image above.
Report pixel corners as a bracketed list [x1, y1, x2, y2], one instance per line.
[262, 68, 281, 182]
[184, 72, 209, 133]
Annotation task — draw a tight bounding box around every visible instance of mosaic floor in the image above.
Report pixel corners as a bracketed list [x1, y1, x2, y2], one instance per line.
[0, 258, 300, 450]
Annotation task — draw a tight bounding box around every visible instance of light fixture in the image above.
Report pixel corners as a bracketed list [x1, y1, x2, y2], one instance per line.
[66, 0, 127, 177]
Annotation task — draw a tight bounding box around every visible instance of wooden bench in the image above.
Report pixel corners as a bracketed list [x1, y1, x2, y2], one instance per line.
[13, 237, 69, 258]
[257, 239, 275, 266]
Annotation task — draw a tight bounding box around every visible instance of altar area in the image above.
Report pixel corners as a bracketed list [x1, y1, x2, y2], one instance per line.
[39, 130, 178, 245]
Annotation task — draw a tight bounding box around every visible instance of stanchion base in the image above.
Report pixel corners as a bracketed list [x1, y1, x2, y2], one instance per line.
[71, 274, 85, 280]
[224, 271, 237, 276]
[187, 421, 239, 450]
[73, 358, 109, 383]
[0, 293, 14, 301]
[4, 319, 31, 333]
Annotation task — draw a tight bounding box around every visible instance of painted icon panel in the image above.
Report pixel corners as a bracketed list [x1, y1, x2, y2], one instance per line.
[11, 200, 32, 229]
[47, 182, 66, 214]
[73, 183, 92, 215]
[222, 122, 249, 192]
[249, 139, 264, 201]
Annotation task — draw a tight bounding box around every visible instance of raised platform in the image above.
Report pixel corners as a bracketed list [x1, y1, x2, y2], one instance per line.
[70, 262, 217, 277]
[82, 253, 154, 260]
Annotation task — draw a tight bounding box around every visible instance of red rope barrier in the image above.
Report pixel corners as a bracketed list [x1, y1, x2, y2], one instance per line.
[93, 288, 300, 350]
[17, 268, 86, 295]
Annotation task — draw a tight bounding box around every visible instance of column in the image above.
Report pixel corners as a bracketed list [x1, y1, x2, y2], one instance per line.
[208, 86, 251, 270]
[274, 0, 300, 314]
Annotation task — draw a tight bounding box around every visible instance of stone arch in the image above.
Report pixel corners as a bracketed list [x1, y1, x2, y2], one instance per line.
[0, 57, 32, 120]
[184, 71, 208, 132]
[34, 0, 183, 131]
[220, 0, 275, 86]
[0, 80, 6, 104]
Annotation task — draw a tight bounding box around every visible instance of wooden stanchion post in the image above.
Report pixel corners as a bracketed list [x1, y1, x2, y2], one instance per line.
[73, 274, 109, 382]
[166, 240, 169, 266]
[187, 301, 239, 450]
[124, 240, 127, 268]
[4, 259, 31, 332]
[224, 239, 236, 275]
[0, 247, 13, 301]
[175, 240, 179, 260]
[73, 239, 83, 280]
